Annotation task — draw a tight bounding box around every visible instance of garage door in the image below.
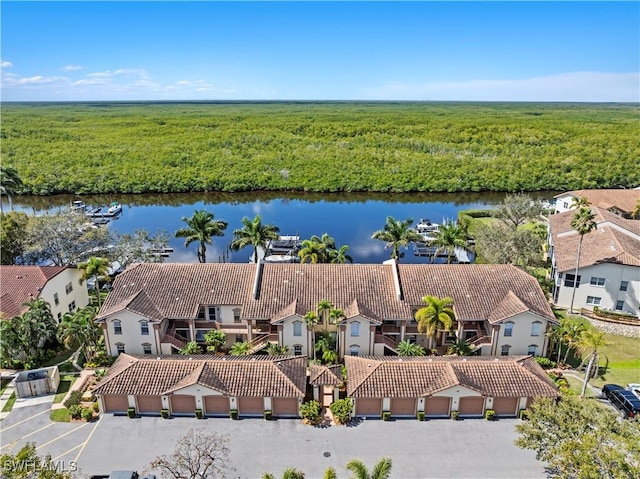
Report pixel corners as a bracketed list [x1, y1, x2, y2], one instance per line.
[355, 398, 381, 417]
[425, 397, 451, 417]
[390, 398, 416, 417]
[458, 397, 485, 417]
[136, 395, 162, 415]
[272, 398, 299, 418]
[204, 396, 229, 416]
[171, 395, 196, 415]
[103, 395, 129, 413]
[492, 397, 519, 416]
[238, 397, 264, 416]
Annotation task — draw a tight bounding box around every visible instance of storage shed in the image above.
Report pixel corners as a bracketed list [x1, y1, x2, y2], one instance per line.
[14, 366, 60, 398]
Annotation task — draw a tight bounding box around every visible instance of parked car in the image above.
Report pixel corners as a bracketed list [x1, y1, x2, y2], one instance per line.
[627, 383, 640, 400]
[609, 390, 640, 419]
[601, 383, 625, 400]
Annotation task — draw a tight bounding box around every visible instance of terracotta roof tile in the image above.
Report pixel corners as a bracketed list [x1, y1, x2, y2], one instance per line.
[488, 291, 531, 324]
[309, 365, 343, 386]
[556, 189, 640, 215]
[0, 266, 69, 319]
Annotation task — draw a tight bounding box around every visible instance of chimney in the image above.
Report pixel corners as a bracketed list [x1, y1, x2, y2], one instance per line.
[384, 259, 403, 300]
[252, 259, 264, 300]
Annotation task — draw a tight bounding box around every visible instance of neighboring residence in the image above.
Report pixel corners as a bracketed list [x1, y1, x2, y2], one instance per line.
[93, 354, 307, 417]
[0, 265, 90, 323]
[95, 262, 555, 358]
[345, 355, 560, 419]
[548, 207, 640, 317]
[553, 188, 640, 218]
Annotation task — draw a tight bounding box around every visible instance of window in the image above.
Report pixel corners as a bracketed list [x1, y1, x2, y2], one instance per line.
[586, 296, 601, 306]
[142, 343, 152, 355]
[350, 345, 360, 356]
[590, 277, 605, 287]
[113, 320, 122, 335]
[293, 321, 302, 337]
[195, 330, 206, 342]
[116, 343, 125, 354]
[68, 301, 76, 312]
[563, 201, 569, 209]
[53, 293, 59, 306]
[350, 321, 360, 337]
[207, 306, 217, 321]
[527, 345, 538, 356]
[65, 282, 73, 294]
[620, 281, 629, 292]
[564, 274, 581, 288]
[503, 322, 514, 337]
[293, 345, 303, 356]
[57, 312, 62, 321]
[140, 321, 149, 335]
[531, 322, 542, 337]
[233, 308, 241, 323]
[615, 300, 624, 311]
[501, 345, 511, 356]
[197, 307, 206, 320]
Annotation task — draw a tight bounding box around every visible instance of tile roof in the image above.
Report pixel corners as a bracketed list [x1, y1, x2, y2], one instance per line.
[550, 207, 640, 271]
[345, 356, 560, 399]
[94, 354, 307, 398]
[555, 189, 640, 215]
[309, 365, 343, 386]
[0, 266, 68, 319]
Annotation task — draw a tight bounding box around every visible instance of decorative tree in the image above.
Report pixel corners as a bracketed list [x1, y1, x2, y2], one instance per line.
[175, 209, 228, 263]
[568, 207, 597, 313]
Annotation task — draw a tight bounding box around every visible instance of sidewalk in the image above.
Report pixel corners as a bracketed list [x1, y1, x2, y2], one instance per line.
[0, 373, 18, 420]
[51, 369, 95, 410]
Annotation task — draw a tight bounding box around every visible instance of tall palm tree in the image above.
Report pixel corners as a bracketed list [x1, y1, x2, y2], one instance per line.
[57, 306, 100, 362]
[397, 340, 426, 356]
[230, 215, 280, 263]
[0, 165, 23, 213]
[415, 295, 455, 349]
[328, 244, 354, 263]
[569, 207, 597, 313]
[346, 457, 392, 479]
[78, 256, 110, 308]
[298, 238, 326, 264]
[560, 317, 586, 364]
[317, 300, 333, 330]
[571, 195, 591, 209]
[428, 219, 470, 264]
[175, 209, 228, 263]
[303, 311, 319, 360]
[578, 329, 608, 397]
[371, 216, 421, 262]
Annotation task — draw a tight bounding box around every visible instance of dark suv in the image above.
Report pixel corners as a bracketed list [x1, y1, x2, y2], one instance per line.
[609, 390, 640, 419]
[601, 383, 625, 400]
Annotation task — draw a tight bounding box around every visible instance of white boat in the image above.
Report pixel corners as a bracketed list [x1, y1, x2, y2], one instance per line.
[107, 202, 123, 215]
[262, 254, 300, 263]
[71, 200, 86, 211]
[267, 235, 301, 254]
[415, 218, 440, 234]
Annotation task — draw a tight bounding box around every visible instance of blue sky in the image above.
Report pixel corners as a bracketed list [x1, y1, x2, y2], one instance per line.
[1, 1, 638, 101]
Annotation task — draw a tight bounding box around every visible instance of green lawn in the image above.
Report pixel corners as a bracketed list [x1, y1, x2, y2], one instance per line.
[0, 378, 12, 395]
[2, 393, 16, 413]
[41, 349, 76, 367]
[53, 376, 77, 404]
[50, 408, 70, 422]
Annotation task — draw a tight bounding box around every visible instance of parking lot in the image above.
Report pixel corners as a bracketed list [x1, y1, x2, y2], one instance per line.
[0, 402, 547, 479]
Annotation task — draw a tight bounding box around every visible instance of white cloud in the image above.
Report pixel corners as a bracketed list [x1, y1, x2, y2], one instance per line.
[60, 65, 83, 72]
[363, 72, 640, 102]
[0, 61, 13, 68]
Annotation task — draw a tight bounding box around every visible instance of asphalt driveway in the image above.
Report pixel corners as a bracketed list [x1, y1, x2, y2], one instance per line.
[2, 405, 547, 479]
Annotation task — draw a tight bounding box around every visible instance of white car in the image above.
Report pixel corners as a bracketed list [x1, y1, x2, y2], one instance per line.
[627, 384, 640, 400]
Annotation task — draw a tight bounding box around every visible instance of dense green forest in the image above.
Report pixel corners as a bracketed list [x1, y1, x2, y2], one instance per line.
[1, 102, 638, 195]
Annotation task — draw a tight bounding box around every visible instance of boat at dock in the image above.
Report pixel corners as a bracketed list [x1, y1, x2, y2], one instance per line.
[266, 235, 302, 255]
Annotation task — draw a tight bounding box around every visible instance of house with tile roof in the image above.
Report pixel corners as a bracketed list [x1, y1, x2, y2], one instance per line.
[96, 261, 556, 359]
[548, 207, 640, 317]
[553, 188, 640, 219]
[344, 355, 560, 419]
[93, 353, 307, 417]
[0, 265, 90, 323]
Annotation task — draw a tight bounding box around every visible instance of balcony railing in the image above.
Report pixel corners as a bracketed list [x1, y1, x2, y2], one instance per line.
[375, 333, 398, 352]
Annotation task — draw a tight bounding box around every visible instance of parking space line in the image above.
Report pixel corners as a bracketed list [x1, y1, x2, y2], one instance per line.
[0, 409, 50, 432]
[36, 423, 90, 450]
[0, 423, 55, 450]
[52, 443, 84, 461]
[73, 415, 102, 464]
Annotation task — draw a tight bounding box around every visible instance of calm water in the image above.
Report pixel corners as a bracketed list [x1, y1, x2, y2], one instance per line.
[9, 191, 555, 264]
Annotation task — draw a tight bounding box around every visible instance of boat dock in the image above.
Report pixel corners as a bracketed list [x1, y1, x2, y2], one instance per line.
[413, 244, 472, 264]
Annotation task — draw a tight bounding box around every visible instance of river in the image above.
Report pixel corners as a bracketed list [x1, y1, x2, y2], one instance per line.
[7, 190, 556, 264]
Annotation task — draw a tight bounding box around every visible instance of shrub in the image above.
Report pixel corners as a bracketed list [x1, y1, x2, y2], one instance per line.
[330, 398, 353, 425]
[519, 409, 529, 420]
[68, 405, 83, 419]
[127, 407, 136, 418]
[300, 400, 321, 424]
[161, 408, 170, 419]
[416, 411, 425, 421]
[451, 411, 460, 421]
[195, 408, 203, 419]
[382, 411, 391, 421]
[63, 390, 82, 409]
[81, 407, 94, 421]
[264, 410, 272, 421]
[92, 401, 100, 413]
[229, 409, 238, 420]
[535, 357, 556, 369]
[485, 409, 496, 421]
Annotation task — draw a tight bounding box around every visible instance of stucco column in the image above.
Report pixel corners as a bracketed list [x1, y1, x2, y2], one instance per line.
[188, 318, 195, 343]
[100, 323, 112, 355]
[338, 324, 346, 359]
[246, 320, 253, 342]
[400, 322, 406, 342]
[457, 321, 464, 339]
[490, 325, 500, 356]
[153, 323, 161, 355]
[369, 325, 376, 355]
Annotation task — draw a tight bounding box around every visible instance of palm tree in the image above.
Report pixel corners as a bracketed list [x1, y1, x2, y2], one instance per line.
[568, 207, 597, 313]
[262, 468, 305, 479]
[560, 317, 586, 364]
[303, 311, 319, 360]
[230, 215, 280, 263]
[315, 331, 337, 364]
[298, 233, 337, 263]
[180, 341, 203, 355]
[397, 340, 426, 356]
[78, 256, 110, 308]
[571, 195, 591, 209]
[632, 198, 640, 220]
[57, 306, 100, 362]
[415, 295, 455, 349]
[175, 209, 228, 263]
[229, 341, 251, 356]
[578, 329, 608, 397]
[346, 457, 392, 479]
[317, 300, 333, 329]
[371, 216, 421, 262]
[0, 165, 23, 213]
[328, 244, 354, 263]
[446, 338, 474, 356]
[266, 343, 289, 355]
[428, 219, 470, 264]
